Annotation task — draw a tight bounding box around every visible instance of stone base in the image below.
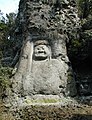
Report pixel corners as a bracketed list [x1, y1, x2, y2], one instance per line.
[1, 95, 92, 120]
[8, 104, 92, 120]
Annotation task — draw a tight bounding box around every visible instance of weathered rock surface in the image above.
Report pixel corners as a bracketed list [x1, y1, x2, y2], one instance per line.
[8, 0, 79, 99]
[0, 98, 92, 120]
[2, 0, 92, 120]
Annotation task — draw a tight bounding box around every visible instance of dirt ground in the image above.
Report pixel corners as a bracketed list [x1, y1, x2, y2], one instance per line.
[0, 99, 92, 120]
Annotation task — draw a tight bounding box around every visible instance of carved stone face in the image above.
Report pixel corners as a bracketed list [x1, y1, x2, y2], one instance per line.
[34, 44, 50, 60]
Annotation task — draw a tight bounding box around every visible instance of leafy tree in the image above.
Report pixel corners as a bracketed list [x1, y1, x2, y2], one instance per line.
[0, 11, 17, 96]
[0, 11, 17, 54]
[77, 0, 92, 18]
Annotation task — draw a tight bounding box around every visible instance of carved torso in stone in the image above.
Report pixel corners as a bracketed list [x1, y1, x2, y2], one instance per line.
[10, 0, 78, 98]
[23, 41, 68, 96]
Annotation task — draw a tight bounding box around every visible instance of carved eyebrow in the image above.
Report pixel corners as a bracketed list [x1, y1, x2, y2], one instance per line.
[37, 48, 40, 50]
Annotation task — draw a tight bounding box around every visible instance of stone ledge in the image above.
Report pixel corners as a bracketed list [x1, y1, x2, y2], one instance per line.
[1, 98, 92, 120]
[10, 104, 92, 120]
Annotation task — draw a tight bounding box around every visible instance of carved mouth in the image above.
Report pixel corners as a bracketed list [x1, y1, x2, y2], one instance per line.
[38, 51, 47, 54]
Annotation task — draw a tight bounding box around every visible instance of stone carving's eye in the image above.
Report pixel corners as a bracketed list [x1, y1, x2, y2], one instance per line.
[37, 48, 40, 50]
[42, 47, 44, 50]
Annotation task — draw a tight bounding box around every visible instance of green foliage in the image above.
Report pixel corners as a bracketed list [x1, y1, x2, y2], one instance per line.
[0, 23, 7, 30]
[77, 0, 92, 18]
[72, 39, 82, 47]
[0, 11, 16, 98]
[0, 67, 13, 89]
[0, 11, 17, 65]
[68, 39, 82, 56]
[77, 0, 87, 18]
[6, 12, 16, 28]
[0, 51, 2, 59]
